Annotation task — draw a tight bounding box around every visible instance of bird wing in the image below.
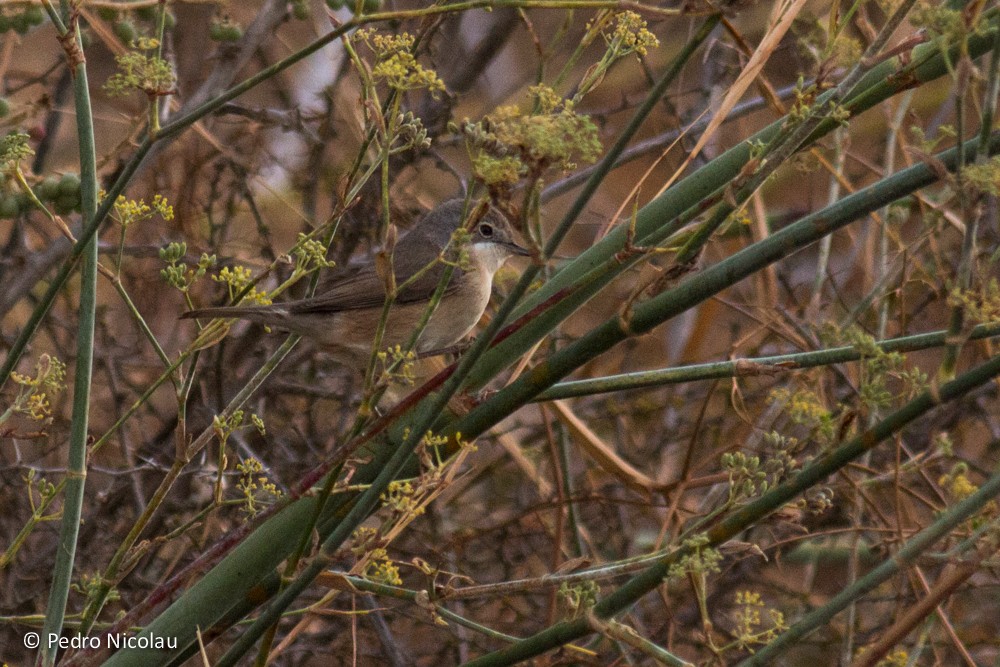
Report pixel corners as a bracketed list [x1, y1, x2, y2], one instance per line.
[287, 236, 465, 315]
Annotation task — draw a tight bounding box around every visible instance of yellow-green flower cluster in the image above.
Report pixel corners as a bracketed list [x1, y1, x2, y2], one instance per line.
[937, 462, 998, 529]
[559, 580, 599, 618]
[251, 413, 266, 436]
[769, 387, 836, 444]
[72, 571, 119, 602]
[213, 265, 272, 306]
[909, 0, 985, 41]
[213, 411, 265, 453]
[356, 30, 445, 94]
[463, 84, 601, 187]
[380, 480, 423, 517]
[160, 242, 216, 293]
[962, 157, 1000, 197]
[25, 394, 51, 421]
[418, 429, 450, 453]
[948, 278, 1000, 325]
[113, 193, 174, 227]
[440, 226, 473, 272]
[785, 77, 851, 129]
[24, 468, 57, 515]
[373, 52, 445, 93]
[212, 409, 244, 444]
[871, 649, 910, 667]
[939, 462, 978, 502]
[667, 533, 723, 580]
[722, 451, 768, 504]
[291, 233, 336, 274]
[376, 345, 417, 387]
[0, 132, 32, 169]
[236, 457, 282, 518]
[828, 327, 927, 408]
[104, 39, 176, 98]
[7, 354, 66, 423]
[351, 526, 379, 555]
[606, 11, 659, 58]
[364, 552, 403, 586]
[573, 11, 659, 101]
[732, 590, 788, 650]
[788, 79, 818, 124]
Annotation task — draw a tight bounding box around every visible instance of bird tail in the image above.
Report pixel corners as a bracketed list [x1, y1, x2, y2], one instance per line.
[180, 305, 286, 323]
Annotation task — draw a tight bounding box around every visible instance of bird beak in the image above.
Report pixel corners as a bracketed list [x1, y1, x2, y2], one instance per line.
[505, 241, 532, 257]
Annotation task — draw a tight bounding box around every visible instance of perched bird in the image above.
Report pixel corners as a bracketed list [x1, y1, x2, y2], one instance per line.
[181, 199, 529, 363]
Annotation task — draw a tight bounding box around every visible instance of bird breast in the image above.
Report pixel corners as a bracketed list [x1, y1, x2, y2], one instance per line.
[412, 265, 493, 351]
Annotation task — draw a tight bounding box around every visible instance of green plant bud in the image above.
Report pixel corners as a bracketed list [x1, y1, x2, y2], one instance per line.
[0, 14, 10, 33]
[0, 98, 9, 118]
[58, 172, 81, 197]
[54, 195, 78, 215]
[113, 19, 137, 43]
[325, 0, 345, 8]
[0, 194, 22, 218]
[359, 0, 380, 13]
[159, 241, 186, 262]
[292, 1, 310, 20]
[96, 6, 119, 21]
[220, 23, 242, 42]
[39, 175, 60, 201]
[11, 13, 31, 34]
[135, 5, 157, 21]
[24, 5, 45, 26]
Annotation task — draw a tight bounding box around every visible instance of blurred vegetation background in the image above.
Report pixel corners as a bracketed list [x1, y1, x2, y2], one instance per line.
[2, 0, 1000, 665]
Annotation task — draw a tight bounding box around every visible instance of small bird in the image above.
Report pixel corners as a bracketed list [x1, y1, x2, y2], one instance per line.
[181, 199, 529, 363]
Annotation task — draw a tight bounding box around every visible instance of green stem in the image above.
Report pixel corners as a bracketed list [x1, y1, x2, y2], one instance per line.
[942, 15, 1000, 379]
[0, 482, 61, 569]
[535, 321, 1000, 400]
[0, 19, 353, 393]
[461, 12, 723, 389]
[104, 116, 1000, 667]
[252, 465, 342, 667]
[39, 5, 100, 666]
[193, 15, 724, 645]
[454, 131, 1000, 441]
[675, 0, 919, 267]
[737, 466, 1000, 666]
[77, 459, 186, 635]
[482, 15, 999, 384]
[109, 275, 174, 371]
[809, 127, 846, 313]
[464, 346, 1000, 666]
[940, 62, 971, 380]
[77, 334, 300, 634]
[212, 268, 522, 665]
[362, 96, 402, 396]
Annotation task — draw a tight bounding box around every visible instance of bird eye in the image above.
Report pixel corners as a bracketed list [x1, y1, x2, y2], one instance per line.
[478, 222, 494, 238]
